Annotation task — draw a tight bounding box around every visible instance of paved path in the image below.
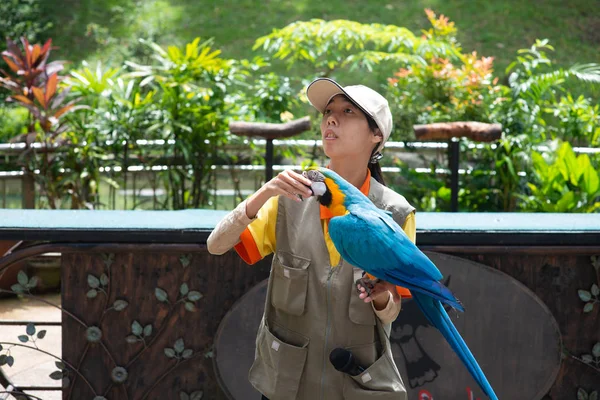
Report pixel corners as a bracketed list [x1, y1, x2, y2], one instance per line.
[0, 293, 61, 400]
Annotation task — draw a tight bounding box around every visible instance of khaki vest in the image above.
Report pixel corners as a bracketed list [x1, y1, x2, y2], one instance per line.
[249, 178, 415, 400]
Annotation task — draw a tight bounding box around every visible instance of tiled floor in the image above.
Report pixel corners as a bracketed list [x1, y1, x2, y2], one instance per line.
[0, 293, 62, 400]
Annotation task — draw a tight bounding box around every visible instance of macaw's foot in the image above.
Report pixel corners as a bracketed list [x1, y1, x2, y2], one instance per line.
[355, 275, 380, 297]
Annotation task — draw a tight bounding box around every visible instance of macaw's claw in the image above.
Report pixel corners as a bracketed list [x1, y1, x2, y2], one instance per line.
[355, 276, 380, 297]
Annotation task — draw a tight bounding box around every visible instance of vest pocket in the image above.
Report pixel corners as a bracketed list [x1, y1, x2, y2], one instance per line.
[345, 340, 381, 369]
[248, 319, 309, 399]
[342, 350, 407, 399]
[349, 267, 376, 325]
[271, 251, 310, 316]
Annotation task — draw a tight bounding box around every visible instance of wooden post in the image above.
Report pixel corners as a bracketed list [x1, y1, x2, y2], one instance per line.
[1, 179, 5, 208]
[448, 140, 460, 212]
[21, 171, 35, 209]
[229, 117, 312, 183]
[414, 122, 502, 212]
[265, 139, 274, 182]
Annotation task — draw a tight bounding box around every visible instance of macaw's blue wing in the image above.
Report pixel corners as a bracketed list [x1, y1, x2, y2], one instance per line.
[328, 205, 498, 399]
[412, 292, 499, 400]
[328, 206, 464, 311]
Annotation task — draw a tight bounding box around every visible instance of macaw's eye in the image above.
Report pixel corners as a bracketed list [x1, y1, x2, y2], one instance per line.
[303, 170, 325, 182]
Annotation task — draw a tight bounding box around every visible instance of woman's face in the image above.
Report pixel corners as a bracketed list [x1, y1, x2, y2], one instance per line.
[320, 95, 382, 160]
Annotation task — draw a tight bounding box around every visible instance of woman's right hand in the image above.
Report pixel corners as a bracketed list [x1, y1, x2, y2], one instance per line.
[245, 169, 313, 219]
[264, 170, 313, 202]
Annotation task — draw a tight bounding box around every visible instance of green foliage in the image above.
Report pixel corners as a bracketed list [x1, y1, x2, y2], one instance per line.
[66, 62, 158, 209]
[0, 106, 28, 142]
[54, 38, 294, 210]
[545, 95, 600, 146]
[519, 141, 600, 212]
[390, 158, 449, 212]
[504, 40, 600, 142]
[126, 37, 242, 209]
[387, 52, 506, 141]
[83, 0, 182, 66]
[461, 134, 532, 212]
[506, 40, 600, 100]
[246, 73, 298, 123]
[385, 21, 600, 212]
[253, 15, 459, 79]
[2, 10, 600, 213]
[0, 0, 51, 43]
[66, 61, 121, 105]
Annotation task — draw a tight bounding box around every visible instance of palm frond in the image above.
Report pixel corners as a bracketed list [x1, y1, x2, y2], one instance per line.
[566, 63, 600, 84]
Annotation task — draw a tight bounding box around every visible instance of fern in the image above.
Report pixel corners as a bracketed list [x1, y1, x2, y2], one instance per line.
[510, 63, 600, 103]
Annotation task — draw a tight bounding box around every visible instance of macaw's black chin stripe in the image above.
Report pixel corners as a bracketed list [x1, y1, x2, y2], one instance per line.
[319, 188, 332, 207]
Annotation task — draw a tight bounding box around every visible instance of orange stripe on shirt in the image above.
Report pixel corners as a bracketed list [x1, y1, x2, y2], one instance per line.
[234, 196, 279, 265]
[234, 228, 263, 265]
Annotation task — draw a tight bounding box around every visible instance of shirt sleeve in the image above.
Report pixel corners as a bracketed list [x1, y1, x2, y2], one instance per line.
[402, 211, 416, 244]
[234, 196, 278, 265]
[206, 199, 255, 255]
[372, 292, 401, 324]
[394, 211, 416, 298]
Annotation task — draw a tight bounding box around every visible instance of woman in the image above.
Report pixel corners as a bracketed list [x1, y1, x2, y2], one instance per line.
[207, 77, 415, 399]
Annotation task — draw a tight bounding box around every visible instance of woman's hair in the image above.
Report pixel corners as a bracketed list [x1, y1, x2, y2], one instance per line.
[365, 114, 386, 186]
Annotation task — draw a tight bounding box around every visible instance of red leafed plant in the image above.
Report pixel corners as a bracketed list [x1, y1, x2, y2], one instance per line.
[0, 37, 84, 208]
[0, 37, 78, 143]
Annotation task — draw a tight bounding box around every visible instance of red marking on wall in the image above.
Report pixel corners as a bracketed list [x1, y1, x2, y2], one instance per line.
[417, 387, 482, 399]
[466, 387, 481, 400]
[418, 390, 433, 400]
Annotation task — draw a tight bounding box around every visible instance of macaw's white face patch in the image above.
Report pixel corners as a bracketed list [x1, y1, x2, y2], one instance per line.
[303, 170, 327, 196]
[310, 182, 327, 196]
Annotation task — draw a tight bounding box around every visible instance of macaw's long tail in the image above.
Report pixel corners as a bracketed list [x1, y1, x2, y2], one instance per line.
[412, 292, 499, 400]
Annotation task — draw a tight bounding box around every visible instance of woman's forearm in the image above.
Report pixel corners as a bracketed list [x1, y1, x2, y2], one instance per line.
[206, 186, 275, 255]
[207, 200, 254, 255]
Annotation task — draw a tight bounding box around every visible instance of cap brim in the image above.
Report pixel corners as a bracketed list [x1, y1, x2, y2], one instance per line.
[306, 78, 346, 113]
[307, 78, 374, 120]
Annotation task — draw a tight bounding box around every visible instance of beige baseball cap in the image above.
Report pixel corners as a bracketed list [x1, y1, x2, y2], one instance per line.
[306, 77, 393, 155]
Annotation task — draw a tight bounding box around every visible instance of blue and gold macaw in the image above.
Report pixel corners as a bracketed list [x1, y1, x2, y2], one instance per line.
[303, 168, 498, 400]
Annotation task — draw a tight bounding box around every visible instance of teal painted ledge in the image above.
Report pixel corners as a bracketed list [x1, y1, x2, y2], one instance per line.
[0, 209, 598, 246]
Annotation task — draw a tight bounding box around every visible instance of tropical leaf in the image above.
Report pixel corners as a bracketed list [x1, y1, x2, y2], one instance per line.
[567, 63, 600, 84]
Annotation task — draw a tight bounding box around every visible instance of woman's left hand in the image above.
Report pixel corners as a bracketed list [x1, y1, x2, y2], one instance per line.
[357, 279, 400, 309]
